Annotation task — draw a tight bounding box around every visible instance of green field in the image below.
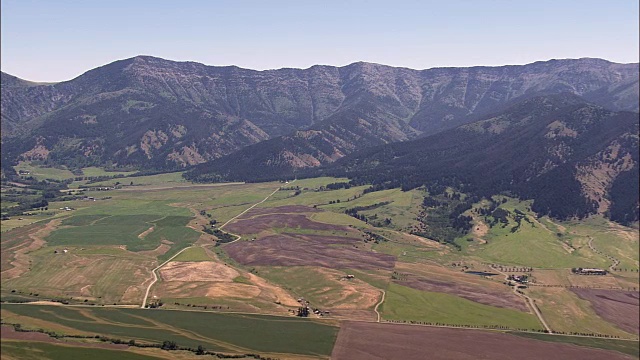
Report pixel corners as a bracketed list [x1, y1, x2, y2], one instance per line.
[380, 283, 543, 330]
[170, 247, 212, 262]
[14, 162, 75, 181]
[526, 287, 635, 338]
[0, 341, 165, 360]
[2, 304, 339, 357]
[461, 199, 610, 268]
[46, 200, 200, 261]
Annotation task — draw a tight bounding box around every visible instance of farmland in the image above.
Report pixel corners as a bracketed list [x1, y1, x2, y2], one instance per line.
[1, 168, 639, 358]
[1, 304, 339, 358]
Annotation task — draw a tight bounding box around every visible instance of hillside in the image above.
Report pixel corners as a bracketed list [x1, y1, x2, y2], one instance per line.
[2, 56, 638, 170]
[315, 94, 639, 224]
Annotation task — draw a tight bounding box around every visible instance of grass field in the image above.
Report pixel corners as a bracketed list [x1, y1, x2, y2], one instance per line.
[510, 332, 640, 358]
[45, 200, 200, 261]
[380, 283, 543, 330]
[2, 304, 339, 357]
[169, 247, 212, 262]
[0, 340, 167, 360]
[81, 167, 137, 177]
[526, 287, 636, 338]
[461, 199, 610, 268]
[14, 162, 76, 181]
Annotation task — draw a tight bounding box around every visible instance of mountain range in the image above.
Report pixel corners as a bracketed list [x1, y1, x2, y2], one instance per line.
[2, 57, 638, 223]
[2, 56, 637, 171]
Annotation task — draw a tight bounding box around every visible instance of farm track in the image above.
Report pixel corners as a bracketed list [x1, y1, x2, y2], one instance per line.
[374, 290, 385, 322]
[493, 267, 553, 334]
[587, 236, 621, 271]
[140, 181, 288, 308]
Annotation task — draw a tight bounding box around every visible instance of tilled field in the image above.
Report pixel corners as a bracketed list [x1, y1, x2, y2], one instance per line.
[331, 321, 635, 360]
[226, 233, 395, 270]
[225, 213, 353, 235]
[571, 289, 639, 334]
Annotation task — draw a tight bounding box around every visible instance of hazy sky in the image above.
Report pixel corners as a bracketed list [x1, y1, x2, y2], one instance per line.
[2, 0, 638, 82]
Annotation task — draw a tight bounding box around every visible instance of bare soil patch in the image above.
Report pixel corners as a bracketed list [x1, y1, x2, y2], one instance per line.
[226, 233, 395, 270]
[225, 213, 352, 235]
[571, 289, 639, 334]
[159, 261, 238, 282]
[137, 226, 154, 239]
[0, 325, 127, 350]
[137, 243, 170, 257]
[245, 273, 299, 307]
[239, 205, 321, 218]
[331, 321, 635, 360]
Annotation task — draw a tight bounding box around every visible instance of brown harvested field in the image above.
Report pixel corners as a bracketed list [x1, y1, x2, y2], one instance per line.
[226, 233, 395, 270]
[394, 262, 527, 311]
[238, 205, 320, 218]
[571, 289, 640, 334]
[224, 213, 353, 235]
[0, 325, 127, 350]
[331, 321, 635, 360]
[159, 261, 239, 282]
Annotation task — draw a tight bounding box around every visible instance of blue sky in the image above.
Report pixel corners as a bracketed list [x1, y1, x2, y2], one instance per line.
[2, 0, 638, 82]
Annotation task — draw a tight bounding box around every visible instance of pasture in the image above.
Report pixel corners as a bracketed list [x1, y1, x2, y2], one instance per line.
[1, 304, 339, 358]
[525, 287, 636, 338]
[380, 283, 543, 330]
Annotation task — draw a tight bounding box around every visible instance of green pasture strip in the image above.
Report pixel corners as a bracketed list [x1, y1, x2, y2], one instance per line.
[14, 162, 75, 181]
[3, 304, 339, 356]
[169, 247, 211, 262]
[509, 332, 640, 358]
[286, 177, 349, 189]
[85, 172, 186, 187]
[380, 283, 543, 330]
[0, 341, 164, 360]
[261, 186, 369, 208]
[81, 167, 137, 177]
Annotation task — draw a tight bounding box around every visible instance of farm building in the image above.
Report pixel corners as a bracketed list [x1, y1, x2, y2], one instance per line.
[571, 268, 607, 275]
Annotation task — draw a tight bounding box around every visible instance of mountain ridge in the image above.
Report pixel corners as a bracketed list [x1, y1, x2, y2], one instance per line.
[2, 56, 638, 171]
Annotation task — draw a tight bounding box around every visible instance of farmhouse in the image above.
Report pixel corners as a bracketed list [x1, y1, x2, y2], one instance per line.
[507, 274, 528, 283]
[571, 268, 607, 275]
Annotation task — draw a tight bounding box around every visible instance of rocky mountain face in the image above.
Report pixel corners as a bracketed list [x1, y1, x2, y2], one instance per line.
[1, 56, 638, 170]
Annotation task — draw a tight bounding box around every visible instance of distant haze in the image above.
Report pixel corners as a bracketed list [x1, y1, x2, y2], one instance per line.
[1, 0, 638, 82]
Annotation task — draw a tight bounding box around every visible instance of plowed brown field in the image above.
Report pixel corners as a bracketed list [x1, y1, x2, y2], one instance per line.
[226, 233, 395, 270]
[331, 322, 635, 360]
[571, 289, 639, 334]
